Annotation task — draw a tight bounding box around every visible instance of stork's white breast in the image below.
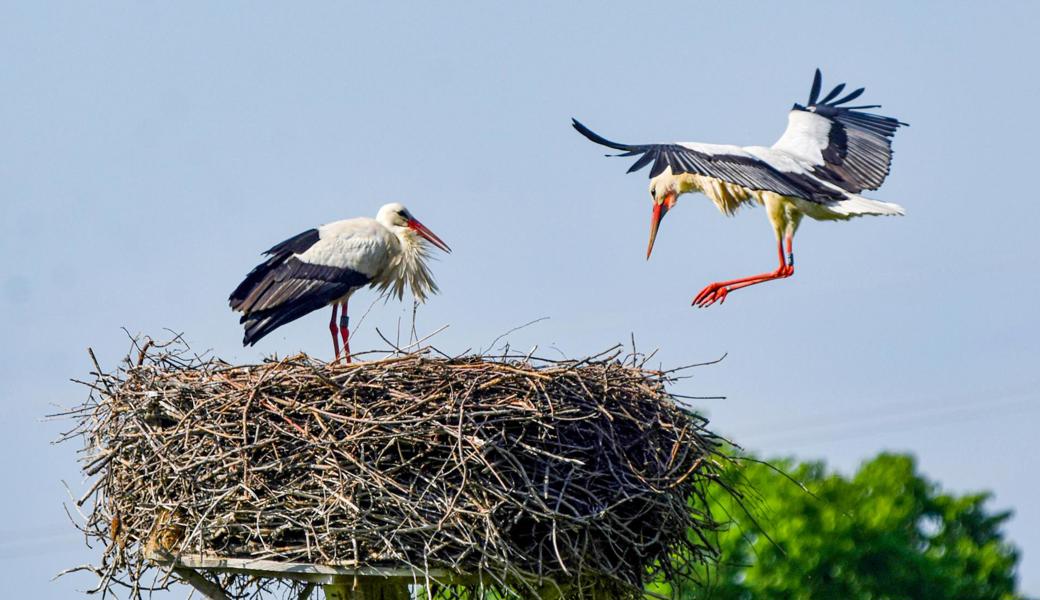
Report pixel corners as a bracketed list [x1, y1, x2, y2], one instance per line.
[296, 217, 397, 278]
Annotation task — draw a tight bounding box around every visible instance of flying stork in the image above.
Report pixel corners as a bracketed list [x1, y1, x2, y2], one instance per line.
[573, 69, 907, 307]
[229, 203, 451, 362]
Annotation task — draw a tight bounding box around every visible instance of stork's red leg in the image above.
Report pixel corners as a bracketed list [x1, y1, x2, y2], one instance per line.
[784, 233, 794, 275]
[339, 300, 351, 364]
[692, 240, 786, 305]
[329, 304, 341, 360]
[694, 237, 795, 307]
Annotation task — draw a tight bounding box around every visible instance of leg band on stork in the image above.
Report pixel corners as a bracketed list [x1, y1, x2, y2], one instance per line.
[339, 301, 351, 363]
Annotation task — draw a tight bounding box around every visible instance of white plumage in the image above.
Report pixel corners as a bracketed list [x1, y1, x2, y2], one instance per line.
[297, 219, 394, 275]
[229, 202, 450, 361]
[772, 110, 835, 163]
[573, 69, 906, 307]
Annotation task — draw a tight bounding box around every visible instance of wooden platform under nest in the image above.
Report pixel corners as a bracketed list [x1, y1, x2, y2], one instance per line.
[59, 337, 732, 599]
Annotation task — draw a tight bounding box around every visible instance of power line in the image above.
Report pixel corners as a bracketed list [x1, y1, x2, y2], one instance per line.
[740, 391, 1037, 448]
[737, 379, 1040, 439]
[0, 533, 84, 560]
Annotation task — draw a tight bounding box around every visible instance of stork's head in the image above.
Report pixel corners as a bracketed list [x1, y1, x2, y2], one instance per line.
[376, 203, 451, 253]
[647, 176, 678, 259]
[374, 202, 451, 303]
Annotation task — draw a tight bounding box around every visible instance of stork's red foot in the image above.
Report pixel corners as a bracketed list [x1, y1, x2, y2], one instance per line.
[693, 283, 730, 307]
[692, 265, 794, 308]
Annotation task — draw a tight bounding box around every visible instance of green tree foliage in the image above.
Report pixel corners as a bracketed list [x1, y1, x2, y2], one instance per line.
[650, 453, 1021, 600]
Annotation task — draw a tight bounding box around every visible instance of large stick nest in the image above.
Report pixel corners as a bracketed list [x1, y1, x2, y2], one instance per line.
[60, 338, 731, 599]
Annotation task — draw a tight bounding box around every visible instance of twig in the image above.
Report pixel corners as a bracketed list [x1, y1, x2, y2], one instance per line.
[57, 334, 734, 600]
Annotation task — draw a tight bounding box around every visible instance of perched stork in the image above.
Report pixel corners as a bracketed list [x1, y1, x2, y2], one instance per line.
[573, 69, 906, 307]
[229, 203, 451, 362]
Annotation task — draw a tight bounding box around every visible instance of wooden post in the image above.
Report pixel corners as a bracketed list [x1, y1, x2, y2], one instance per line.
[323, 578, 410, 600]
[171, 567, 231, 600]
[147, 552, 430, 600]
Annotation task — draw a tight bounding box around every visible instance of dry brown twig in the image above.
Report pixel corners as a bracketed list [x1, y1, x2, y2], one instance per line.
[54, 335, 733, 599]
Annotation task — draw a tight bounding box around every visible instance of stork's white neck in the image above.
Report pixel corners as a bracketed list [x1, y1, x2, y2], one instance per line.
[375, 226, 439, 303]
[653, 169, 759, 216]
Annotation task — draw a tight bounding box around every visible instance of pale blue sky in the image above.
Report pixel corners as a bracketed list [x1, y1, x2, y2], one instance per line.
[2, 2, 1038, 597]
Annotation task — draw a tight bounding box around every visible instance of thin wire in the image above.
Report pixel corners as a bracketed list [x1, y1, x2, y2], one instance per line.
[743, 392, 1037, 448]
[738, 379, 1040, 439]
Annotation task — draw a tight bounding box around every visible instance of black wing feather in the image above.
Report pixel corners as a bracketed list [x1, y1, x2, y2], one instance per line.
[572, 119, 843, 203]
[229, 228, 320, 309]
[790, 69, 907, 193]
[819, 82, 846, 104]
[627, 151, 657, 174]
[571, 119, 633, 152]
[230, 243, 370, 346]
[833, 87, 865, 105]
[808, 68, 823, 105]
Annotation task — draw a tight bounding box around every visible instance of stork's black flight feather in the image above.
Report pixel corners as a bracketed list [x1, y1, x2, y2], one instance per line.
[571, 119, 844, 203]
[790, 69, 908, 193]
[229, 229, 370, 346]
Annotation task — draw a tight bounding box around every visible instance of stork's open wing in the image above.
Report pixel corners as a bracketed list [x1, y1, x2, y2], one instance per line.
[772, 69, 907, 193]
[572, 119, 842, 203]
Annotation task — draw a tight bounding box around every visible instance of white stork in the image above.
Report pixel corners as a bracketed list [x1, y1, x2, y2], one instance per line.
[229, 203, 451, 362]
[573, 69, 907, 307]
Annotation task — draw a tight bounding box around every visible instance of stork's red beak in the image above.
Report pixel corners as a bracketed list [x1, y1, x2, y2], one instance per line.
[408, 218, 452, 253]
[647, 192, 675, 259]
